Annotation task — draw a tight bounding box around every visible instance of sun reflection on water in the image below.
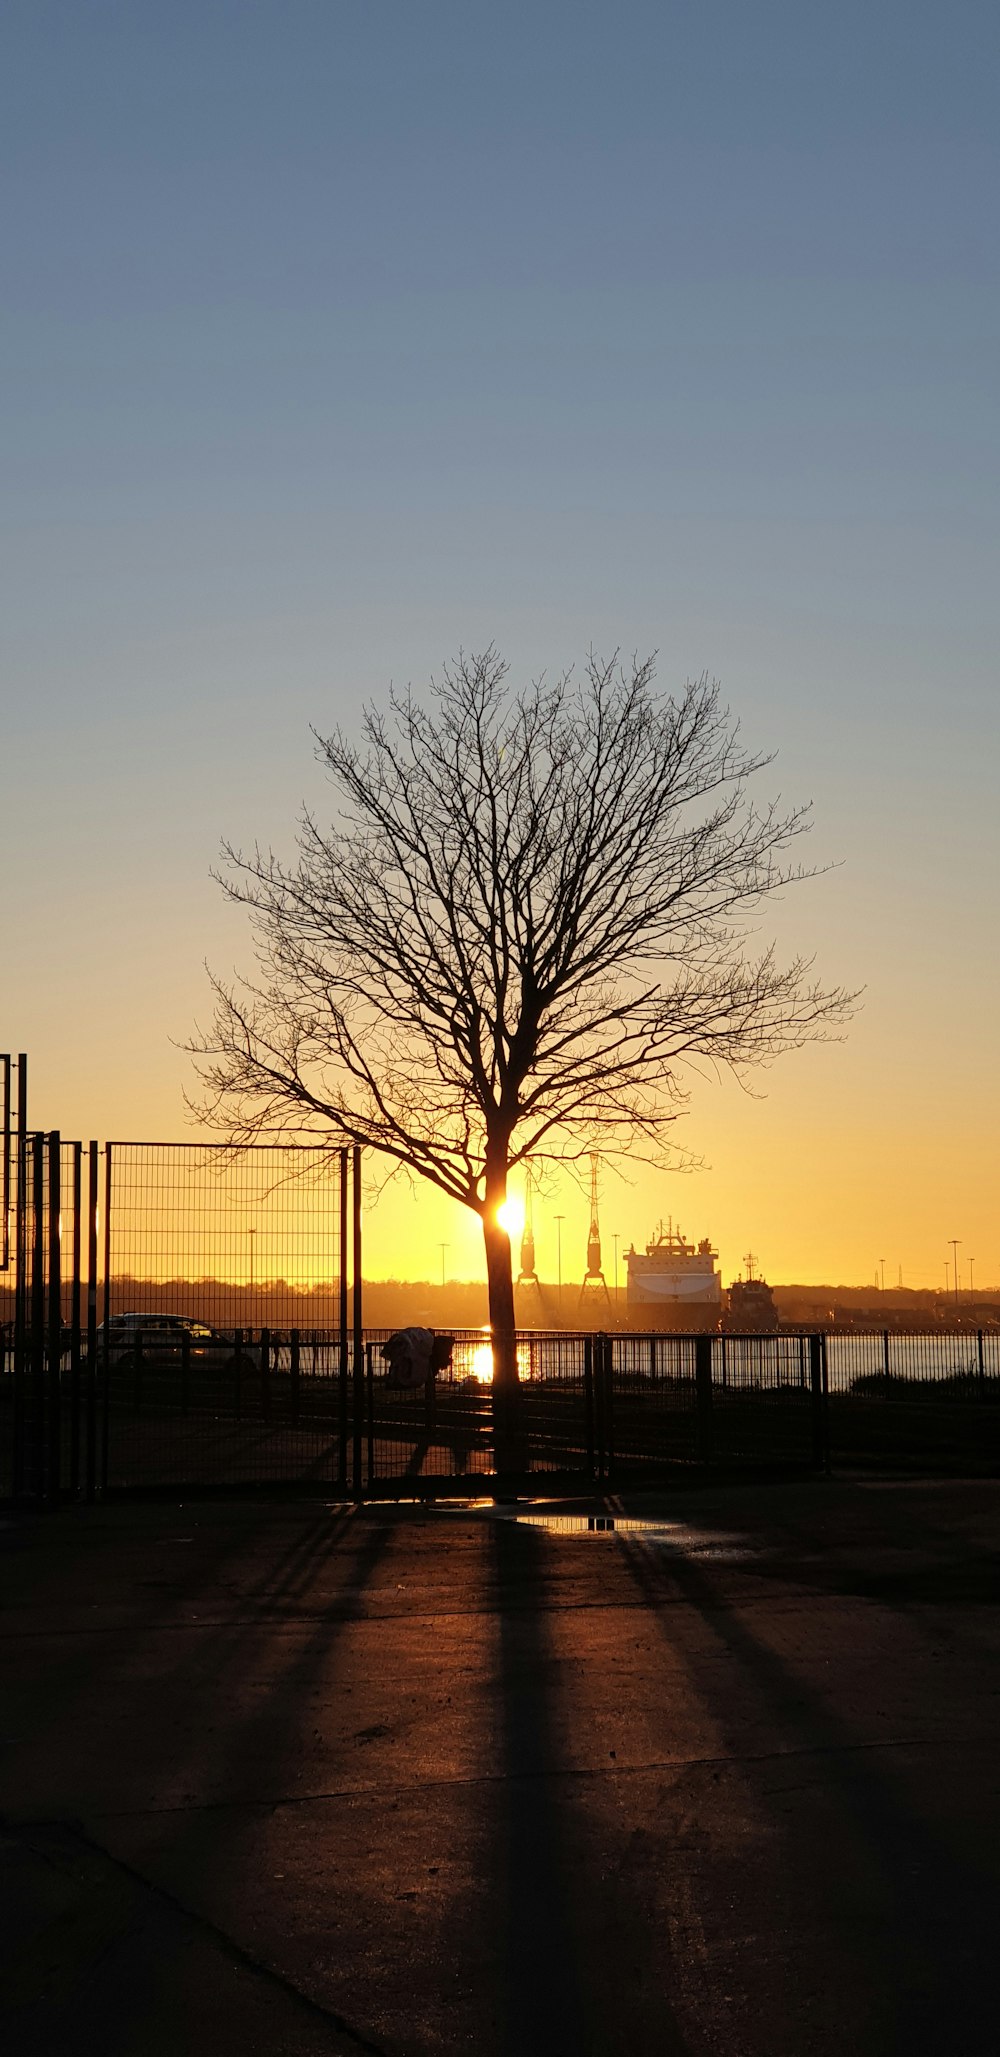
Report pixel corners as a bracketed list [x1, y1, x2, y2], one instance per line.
[464, 1331, 531, 1382]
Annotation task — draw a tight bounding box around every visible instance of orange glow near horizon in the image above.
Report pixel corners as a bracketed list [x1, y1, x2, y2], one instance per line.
[16, 1009, 1000, 1294]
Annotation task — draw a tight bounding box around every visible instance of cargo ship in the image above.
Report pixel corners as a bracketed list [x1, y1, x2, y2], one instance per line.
[624, 1222, 723, 1330]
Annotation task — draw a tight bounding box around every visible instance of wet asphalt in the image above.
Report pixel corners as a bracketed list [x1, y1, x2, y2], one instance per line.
[2, 1476, 1000, 2056]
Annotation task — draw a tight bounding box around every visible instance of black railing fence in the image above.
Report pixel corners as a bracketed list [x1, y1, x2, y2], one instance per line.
[6, 1312, 1000, 1500]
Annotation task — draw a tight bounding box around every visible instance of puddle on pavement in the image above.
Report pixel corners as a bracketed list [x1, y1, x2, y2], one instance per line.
[508, 1513, 763, 1558]
[514, 1514, 672, 1535]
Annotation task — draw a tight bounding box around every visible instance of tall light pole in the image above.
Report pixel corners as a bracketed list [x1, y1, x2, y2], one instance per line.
[612, 1232, 620, 1303]
[554, 1215, 564, 1326]
[949, 1238, 961, 1311]
[969, 1256, 975, 1302]
[438, 1242, 449, 1289]
[247, 1226, 256, 1293]
[879, 1256, 886, 1295]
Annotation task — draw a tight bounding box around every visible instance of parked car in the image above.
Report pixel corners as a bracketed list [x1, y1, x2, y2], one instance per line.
[97, 1313, 261, 1370]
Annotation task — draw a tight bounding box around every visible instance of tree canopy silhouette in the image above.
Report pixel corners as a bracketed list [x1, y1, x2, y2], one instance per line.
[194, 649, 852, 1380]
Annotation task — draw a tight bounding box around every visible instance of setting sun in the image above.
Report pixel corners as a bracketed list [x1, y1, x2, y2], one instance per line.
[495, 1197, 524, 1241]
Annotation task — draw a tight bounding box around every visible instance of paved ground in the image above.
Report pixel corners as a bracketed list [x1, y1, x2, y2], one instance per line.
[2, 1477, 1000, 2056]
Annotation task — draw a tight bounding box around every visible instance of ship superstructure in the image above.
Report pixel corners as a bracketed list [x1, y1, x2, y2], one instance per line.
[624, 1221, 722, 1330]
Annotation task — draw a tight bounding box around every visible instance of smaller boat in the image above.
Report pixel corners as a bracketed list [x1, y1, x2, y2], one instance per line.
[725, 1255, 779, 1333]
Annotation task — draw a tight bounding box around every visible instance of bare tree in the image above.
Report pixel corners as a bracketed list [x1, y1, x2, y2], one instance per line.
[193, 650, 853, 1382]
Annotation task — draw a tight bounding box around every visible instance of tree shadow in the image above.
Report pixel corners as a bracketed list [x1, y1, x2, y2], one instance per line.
[489, 1517, 693, 2057]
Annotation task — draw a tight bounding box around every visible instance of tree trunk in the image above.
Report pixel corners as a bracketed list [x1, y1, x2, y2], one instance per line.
[483, 1213, 518, 1389]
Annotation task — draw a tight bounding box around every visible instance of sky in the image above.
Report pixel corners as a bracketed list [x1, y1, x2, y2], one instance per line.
[2, 0, 998, 1291]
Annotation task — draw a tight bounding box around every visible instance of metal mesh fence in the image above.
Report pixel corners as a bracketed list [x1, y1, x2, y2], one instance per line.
[104, 1142, 346, 1331]
[101, 1328, 352, 1493]
[824, 1329, 1000, 1391]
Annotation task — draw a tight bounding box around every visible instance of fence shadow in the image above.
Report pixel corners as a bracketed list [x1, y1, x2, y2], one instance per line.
[618, 1531, 1000, 2057]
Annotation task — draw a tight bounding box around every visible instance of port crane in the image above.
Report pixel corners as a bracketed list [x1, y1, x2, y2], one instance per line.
[517, 1166, 539, 1284]
[578, 1154, 613, 1315]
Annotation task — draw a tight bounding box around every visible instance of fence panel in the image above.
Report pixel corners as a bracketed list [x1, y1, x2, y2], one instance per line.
[101, 1329, 355, 1492]
[104, 1141, 346, 1331]
[710, 1333, 818, 1468]
[608, 1332, 700, 1471]
[825, 1329, 1000, 1471]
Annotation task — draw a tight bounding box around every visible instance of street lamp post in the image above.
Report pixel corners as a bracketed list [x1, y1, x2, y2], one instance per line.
[438, 1242, 449, 1290]
[554, 1215, 564, 1326]
[247, 1227, 256, 1294]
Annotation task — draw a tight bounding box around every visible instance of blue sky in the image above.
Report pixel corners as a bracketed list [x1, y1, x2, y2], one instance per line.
[3, 1, 998, 1284]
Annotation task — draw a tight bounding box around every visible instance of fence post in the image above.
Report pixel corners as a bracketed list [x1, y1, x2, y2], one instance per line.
[977, 1330, 985, 1387]
[584, 1335, 596, 1480]
[46, 1131, 62, 1504]
[260, 1328, 271, 1420]
[69, 1141, 82, 1495]
[366, 1341, 375, 1485]
[423, 1352, 436, 1440]
[810, 1333, 828, 1471]
[134, 1329, 144, 1415]
[695, 1333, 713, 1467]
[352, 1148, 364, 1496]
[181, 1328, 191, 1414]
[352, 1344, 364, 1495]
[290, 1329, 301, 1423]
[338, 1149, 348, 1487]
[602, 1334, 615, 1481]
[101, 1144, 112, 1496]
[85, 1142, 98, 1502]
[883, 1329, 891, 1388]
[233, 1330, 243, 1418]
[30, 1134, 45, 1502]
[11, 1059, 28, 1498]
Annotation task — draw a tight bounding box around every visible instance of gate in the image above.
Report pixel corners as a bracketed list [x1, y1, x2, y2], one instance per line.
[99, 1140, 352, 1493]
